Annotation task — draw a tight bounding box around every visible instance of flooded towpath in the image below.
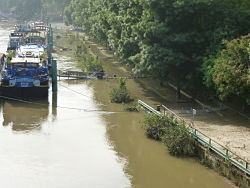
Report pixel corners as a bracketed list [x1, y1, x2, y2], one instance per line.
[0, 21, 235, 188]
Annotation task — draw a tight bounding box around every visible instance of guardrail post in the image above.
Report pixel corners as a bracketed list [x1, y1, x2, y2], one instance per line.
[194, 129, 197, 135]
[246, 162, 248, 169]
[226, 149, 229, 157]
[209, 139, 211, 146]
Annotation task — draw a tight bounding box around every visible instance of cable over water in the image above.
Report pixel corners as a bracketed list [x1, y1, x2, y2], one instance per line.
[0, 95, 105, 112]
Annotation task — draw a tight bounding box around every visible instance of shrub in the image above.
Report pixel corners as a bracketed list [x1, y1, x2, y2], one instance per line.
[144, 114, 197, 156]
[162, 124, 197, 157]
[124, 104, 139, 112]
[144, 114, 174, 140]
[110, 78, 133, 103]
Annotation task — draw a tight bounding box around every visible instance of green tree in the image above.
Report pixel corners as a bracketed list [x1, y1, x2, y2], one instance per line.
[64, 0, 250, 102]
[204, 35, 250, 104]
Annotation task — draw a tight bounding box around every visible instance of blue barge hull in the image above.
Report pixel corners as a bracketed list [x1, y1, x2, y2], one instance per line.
[0, 87, 49, 99]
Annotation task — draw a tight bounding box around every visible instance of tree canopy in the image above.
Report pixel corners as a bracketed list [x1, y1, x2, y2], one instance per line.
[63, 0, 250, 103]
[204, 36, 250, 104]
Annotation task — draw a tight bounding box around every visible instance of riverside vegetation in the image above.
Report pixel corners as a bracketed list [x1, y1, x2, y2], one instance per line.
[144, 114, 197, 156]
[63, 0, 250, 108]
[110, 78, 133, 103]
[75, 41, 102, 72]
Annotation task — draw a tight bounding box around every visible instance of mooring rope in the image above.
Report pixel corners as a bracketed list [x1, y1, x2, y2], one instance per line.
[0, 95, 103, 112]
[58, 83, 93, 99]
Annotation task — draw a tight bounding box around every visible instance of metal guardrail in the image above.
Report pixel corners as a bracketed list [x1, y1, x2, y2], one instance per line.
[138, 100, 250, 176]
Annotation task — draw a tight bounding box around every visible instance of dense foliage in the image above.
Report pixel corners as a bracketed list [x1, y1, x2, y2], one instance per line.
[144, 114, 197, 156]
[204, 35, 250, 104]
[110, 78, 133, 103]
[63, 0, 250, 105]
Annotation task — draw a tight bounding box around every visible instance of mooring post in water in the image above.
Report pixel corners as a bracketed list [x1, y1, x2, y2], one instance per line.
[50, 24, 53, 47]
[52, 92, 58, 118]
[52, 59, 58, 92]
[47, 24, 53, 67]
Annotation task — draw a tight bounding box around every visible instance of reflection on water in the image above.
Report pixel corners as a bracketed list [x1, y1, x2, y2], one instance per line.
[1, 99, 49, 132]
[0, 82, 130, 188]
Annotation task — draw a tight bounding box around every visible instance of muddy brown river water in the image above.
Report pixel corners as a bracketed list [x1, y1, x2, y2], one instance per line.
[0, 21, 235, 188]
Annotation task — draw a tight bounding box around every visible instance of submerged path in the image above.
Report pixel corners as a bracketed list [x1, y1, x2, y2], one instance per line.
[76, 27, 250, 163]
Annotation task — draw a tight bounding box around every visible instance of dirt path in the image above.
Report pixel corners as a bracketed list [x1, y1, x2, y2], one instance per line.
[56, 28, 250, 163]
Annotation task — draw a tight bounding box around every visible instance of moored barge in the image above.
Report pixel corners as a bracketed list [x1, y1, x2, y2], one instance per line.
[0, 57, 49, 98]
[0, 21, 50, 98]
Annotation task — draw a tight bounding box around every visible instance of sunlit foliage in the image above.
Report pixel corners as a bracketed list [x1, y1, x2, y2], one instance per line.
[64, 0, 250, 104]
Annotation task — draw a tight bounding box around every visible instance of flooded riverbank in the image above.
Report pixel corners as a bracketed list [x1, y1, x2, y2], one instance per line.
[0, 21, 235, 188]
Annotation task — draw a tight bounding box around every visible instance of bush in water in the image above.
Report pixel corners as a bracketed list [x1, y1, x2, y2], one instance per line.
[144, 114, 174, 141]
[110, 78, 133, 103]
[162, 124, 197, 157]
[124, 104, 139, 112]
[144, 114, 197, 156]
